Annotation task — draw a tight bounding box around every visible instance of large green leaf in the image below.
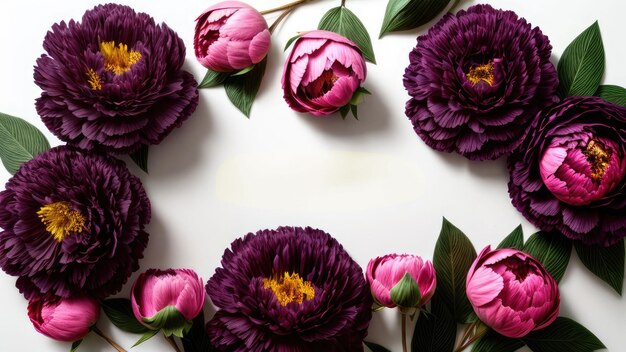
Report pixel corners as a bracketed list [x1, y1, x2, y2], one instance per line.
[101, 298, 151, 334]
[379, 0, 450, 38]
[318, 6, 376, 63]
[575, 239, 624, 295]
[471, 330, 524, 352]
[557, 22, 604, 98]
[595, 85, 626, 106]
[70, 340, 82, 352]
[523, 232, 572, 283]
[411, 297, 456, 352]
[0, 112, 50, 174]
[497, 225, 524, 250]
[522, 317, 605, 352]
[224, 57, 267, 117]
[198, 69, 230, 88]
[132, 329, 159, 347]
[364, 341, 392, 352]
[433, 218, 477, 323]
[130, 145, 149, 173]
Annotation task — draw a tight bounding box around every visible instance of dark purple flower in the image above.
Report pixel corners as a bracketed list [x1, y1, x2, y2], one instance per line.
[206, 226, 372, 351]
[403, 4, 558, 160]
[34, 4, 199, 154]
[0, 146, 150, 299]
[508, 96, 626, 246]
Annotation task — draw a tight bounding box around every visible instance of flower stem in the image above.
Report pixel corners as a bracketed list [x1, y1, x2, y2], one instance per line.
[260, 0, 312, 15]
[269, 7, 296, 34]
[341, 0, 346, 6]
[453, 322, 488, 352]
[165, 334, 182, 352]
[401, 312, 408, 352]
[92, 326, 127, 352]
[448, 0, 462, 13]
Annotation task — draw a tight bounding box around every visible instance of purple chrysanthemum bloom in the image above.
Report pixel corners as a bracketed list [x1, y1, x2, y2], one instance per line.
[403, 4, 558, 160]
[0, 146, 150, 299]
[34, 4, 199, 154]
[206, 226, 372, 351]
[508, 97, 626, 246]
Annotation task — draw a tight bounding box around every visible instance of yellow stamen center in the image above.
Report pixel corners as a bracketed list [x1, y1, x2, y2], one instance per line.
[37, 202, 85, 242]
[262, 272, 315, 306]
[99, 41, 142, 75]
[466, 61, 495, 86]
[86, 69, 102, 91]
[583, 140, 611, 182]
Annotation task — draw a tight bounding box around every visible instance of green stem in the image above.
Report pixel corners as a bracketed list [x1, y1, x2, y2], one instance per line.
[448, 0, 462, 13]
[401, 312, 408, 352]
[165, 334, 182, 352]
[341, 0, 346, 6]
[269, 7, 296, 34]
[92, 326, 127, 352]
[260, 0, 312, 15]
[453, 322, 488, 352]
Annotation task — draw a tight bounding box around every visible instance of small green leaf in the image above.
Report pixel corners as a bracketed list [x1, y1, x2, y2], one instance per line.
[101, 298, 151, 334]
[350, 87, 371, 106]
[181, 310, 217, 352]
[472, 330, 524, 352]
[0, 112, 50, 175]
[284, 34, 301, 51]
[70, 339, 82, 352]
[350, 104, 358, 120]
[198, 69, 231, 88]
[575, 239, 624, 295]
[231, 65, 255, 77]
[433, 218, 477, 323]
[523, 232, 572, 283]
[380, 0, 451, 38]
[411, 297, 456, 352]
[318, 6, 376, 63]
[364, 341, 392, 352]
[596, 85, 626, 106]
[143, 306, 193, 338]
[390, 273, 421, 308]
[224, 57, 267, 117]
[522, 317, 605, 352]
[557, 21, 605, 98]
[497, 225, 524, 250]
[130, 145, 149, 173]
[339, 105, 350, 119]
[132, 329, 159, 347]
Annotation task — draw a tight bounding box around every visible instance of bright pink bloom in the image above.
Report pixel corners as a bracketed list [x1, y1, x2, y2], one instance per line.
[282, 30, 367, 116]
[28, 296, 100, 342]
[194, 1, 270, 72]
[466, 246, 560, 338]
[366, 254, 436, 308]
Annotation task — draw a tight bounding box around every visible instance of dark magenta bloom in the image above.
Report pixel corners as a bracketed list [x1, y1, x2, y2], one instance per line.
[403, 4, 558, 160]
[0, 146, 150, 299]
[508, 97, 626, 246]
[34, 4, 199, 154]
[206, 226, 372, 351]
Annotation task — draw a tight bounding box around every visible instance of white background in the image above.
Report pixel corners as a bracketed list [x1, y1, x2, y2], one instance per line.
[0, 0, 624, 351]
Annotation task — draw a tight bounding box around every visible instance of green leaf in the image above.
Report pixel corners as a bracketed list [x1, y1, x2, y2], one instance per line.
[143, 306, 193, 338]
[101, 298, 151, 334]
[497, 225, 524, 250]
[0, 112, 50, 175]
[318, 6, 376, 63]
[390, 272, 422, 308]
[433, 218, 477, 323]
[231, 65, 255, 77]
[284, 34, 301, 51]
[339, 105, 350, 119]
[411, 297, 456, 352]
[70, 340, 82, 352]
[596, 85, 626, 106]
[224, 57, 267, 117]
[198, 69, 231, 88]
[557, 21, 605, 98]
[364, 341, 392, 352]
[130, 145, 149, 173]
[350, 104, 358, 120]
[379, 0, 450, 38]
[522, 317, 605, 352]
[181, 310, 216, 352]
[132, 329, 159, 347]
[574, 239, 624, 295]
[523, 232, 572, 283]
[471, 331, 524, 352]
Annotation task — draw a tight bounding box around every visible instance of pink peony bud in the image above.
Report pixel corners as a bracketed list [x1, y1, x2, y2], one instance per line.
[366, 254, 436, 309]
[194, 1, 271, 72]
[466, 246, 560, 338]
[28, 296, 100, 342]
[282, 30, 367, 116]
[131, 268, 205, 337]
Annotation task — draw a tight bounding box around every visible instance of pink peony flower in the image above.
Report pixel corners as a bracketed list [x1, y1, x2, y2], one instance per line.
[366, 254, 436, 309]
[131, 268, 205, 337]
[282, 30, 367, 116]
[466, 246, 560, 338]
[194, 1, 271, 72]
[28, 296, 100, 342]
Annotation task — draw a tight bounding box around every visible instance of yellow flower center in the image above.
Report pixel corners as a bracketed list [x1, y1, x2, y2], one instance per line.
[37, 202, 86, 242]
[99, 41, 142, 75]
[584, 140, 611, 182]
[262, 272, 315, 306]
[466, 61, 495, 86]
[86, 69, 102, 91]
